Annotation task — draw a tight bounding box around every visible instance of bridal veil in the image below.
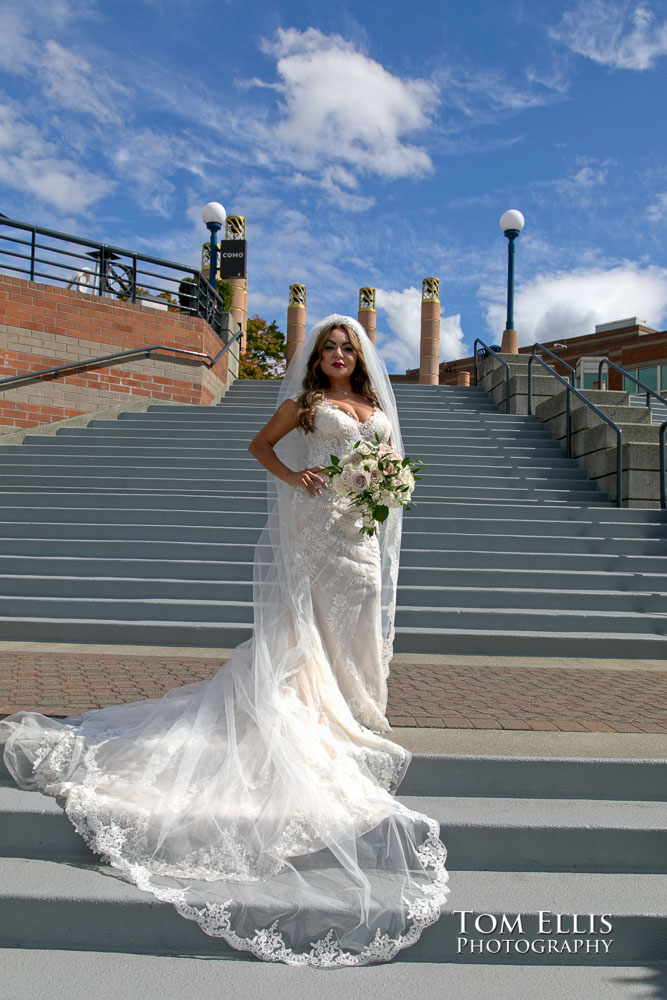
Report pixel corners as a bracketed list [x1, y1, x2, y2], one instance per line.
[0, 314, 450, 967]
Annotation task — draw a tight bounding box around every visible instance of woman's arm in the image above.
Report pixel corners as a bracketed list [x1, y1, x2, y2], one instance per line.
[248, 399, 299, 483]
[248, 399, 329, 496]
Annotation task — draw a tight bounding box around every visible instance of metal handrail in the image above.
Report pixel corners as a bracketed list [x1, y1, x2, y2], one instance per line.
[532, 343, 575, 382]
[596, 358, 667, 510]
[473, 338, 511, 413]
[0, 327, 244, 393]
[661, 422, 667, 509]
[596, 358, 667, 409]
[0, 215, 226, 338]
[527, 353, 623, 507]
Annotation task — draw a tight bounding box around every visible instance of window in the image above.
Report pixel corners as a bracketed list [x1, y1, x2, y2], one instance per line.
[623, 369, 639, 392]
[637, 366, 658, 391]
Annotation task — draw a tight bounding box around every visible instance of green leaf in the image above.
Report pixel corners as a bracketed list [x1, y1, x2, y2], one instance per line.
[373, 504, 389, 522]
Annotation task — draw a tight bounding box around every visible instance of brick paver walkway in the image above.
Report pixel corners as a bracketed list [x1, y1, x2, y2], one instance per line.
[1, 652, 665, 733]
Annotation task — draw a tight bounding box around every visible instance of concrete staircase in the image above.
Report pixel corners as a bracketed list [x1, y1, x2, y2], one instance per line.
[629, 394, 667, 424]
[0, 380, 666, 657]
[477, 350, 667, 508]
[1, 750, 665, 972]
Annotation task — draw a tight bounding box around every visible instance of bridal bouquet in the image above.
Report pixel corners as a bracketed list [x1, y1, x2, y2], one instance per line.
[321, 433, 424, 536]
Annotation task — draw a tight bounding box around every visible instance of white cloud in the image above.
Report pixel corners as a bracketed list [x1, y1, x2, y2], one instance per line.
[647, 191, 667, 221]
[552, 1, 667, 70]
[375, 286, 468, 371]
[0, 9, 37, 73]
[38, 40, 126, 124]
[0, 103, 114, 212]
[257, 28, 437, 181]
[437, 64, 565, 123]
[480, 262, 667, 344]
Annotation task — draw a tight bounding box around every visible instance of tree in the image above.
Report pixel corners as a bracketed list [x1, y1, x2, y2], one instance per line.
[239, 315, 286, 380]
[178, 276, 233, 314]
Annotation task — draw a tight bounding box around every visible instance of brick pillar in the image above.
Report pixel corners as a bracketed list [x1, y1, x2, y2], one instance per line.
[358, 287, 376, 344]
[287, 284, 306, 365]
[420, 277, 440, 385]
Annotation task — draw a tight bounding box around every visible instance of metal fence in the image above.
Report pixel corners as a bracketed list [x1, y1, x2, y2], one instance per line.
[0, 215, 226, 339]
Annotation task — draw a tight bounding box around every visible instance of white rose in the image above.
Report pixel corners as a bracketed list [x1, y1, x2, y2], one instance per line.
[333, 474, 351, 497]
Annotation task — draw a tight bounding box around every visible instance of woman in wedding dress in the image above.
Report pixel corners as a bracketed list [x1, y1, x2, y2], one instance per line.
[0, 314, 450, 968]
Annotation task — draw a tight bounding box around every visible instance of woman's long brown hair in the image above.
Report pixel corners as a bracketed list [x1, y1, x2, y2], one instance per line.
[292, 322, 381, 433]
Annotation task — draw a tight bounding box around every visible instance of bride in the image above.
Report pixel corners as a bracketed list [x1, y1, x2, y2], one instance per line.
[0, 314, 450, 968]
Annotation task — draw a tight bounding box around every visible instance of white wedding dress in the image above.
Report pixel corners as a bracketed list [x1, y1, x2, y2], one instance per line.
[0, 324, 450, 968]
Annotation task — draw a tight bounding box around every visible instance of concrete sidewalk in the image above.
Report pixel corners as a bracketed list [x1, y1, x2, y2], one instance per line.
[1, 642, 665, 759]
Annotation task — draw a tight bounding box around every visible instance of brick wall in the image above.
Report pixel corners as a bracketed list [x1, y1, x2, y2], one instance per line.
[0, 275, 232, 430]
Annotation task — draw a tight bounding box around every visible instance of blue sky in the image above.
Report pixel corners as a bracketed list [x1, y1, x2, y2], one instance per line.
[1, 0, 667, 373]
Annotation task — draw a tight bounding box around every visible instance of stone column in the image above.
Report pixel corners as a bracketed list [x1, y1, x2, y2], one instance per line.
[358, 287, 376, 344]
[286, 284, 306, 365]
[225, 216, 247, 353]
[420, 277, 440, 385]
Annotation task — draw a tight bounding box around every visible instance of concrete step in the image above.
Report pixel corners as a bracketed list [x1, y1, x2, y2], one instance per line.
[0, 949, 659, 999]
[0, 490, 660, 522]
[4, 595, 664, 634]
[0, 616, 667, 659]
[1, 562, 664, 595]
[395, 604, 667, 636]
[3, 535, 656, 565]
[11, 448, 588, 473]
[400, 564, 667, 592]
[2, 752, 663, 801]
[398, 586, 667, 614]
[398, 546, 665, 571]
[0, 577, 664, 615]
[0, 505, 665, 537]
[0, 459, 595, 486]
[0, 856, 663, 963]
[1, 784, 663, 873]
[0, 478, 610, 502]
[0, 456, 589, 481]
[0, 523, 661, 557]
[393, 626, 667, 658]
[17, 445, 584, 471]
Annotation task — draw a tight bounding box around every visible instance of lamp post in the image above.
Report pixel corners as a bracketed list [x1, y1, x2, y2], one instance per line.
[499, 209, 525, 352]
[201, 201, 226, 289]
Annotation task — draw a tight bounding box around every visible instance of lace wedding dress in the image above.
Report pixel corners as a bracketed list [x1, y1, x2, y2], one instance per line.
[0, 317, 450, 968]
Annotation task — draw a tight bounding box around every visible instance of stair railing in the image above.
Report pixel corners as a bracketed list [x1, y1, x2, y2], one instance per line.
[596, 358, 667, 409]
[0, 326, 243, 393]
[0, 215, 227, 339]
[531, 343, 576, 383]
[473, 339, 511, 413]
[527, 352, 623, 507]
[596, 358, 667, 510]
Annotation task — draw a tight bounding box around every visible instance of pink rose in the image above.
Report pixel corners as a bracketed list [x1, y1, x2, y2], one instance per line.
[349, 470, 371, 492]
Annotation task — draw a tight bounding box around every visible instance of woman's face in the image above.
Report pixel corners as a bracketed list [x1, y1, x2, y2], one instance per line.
[318, 326, 358, 382]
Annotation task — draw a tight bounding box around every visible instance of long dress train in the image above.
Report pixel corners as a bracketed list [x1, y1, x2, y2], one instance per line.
[0, 394, 450, 967]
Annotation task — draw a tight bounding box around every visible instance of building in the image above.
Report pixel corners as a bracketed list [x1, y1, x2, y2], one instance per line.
[404, 319, 667, 394]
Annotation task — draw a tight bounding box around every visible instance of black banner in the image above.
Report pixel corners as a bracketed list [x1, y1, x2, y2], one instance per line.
[217, 240, 247, 279]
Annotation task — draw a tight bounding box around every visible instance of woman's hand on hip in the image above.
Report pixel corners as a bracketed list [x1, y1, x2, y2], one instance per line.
[285, 466, 330, 496]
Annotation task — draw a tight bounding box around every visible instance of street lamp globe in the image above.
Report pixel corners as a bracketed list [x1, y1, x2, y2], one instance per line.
[500, 209, 525, 235]
[202, 202, 226, 289]
[202, 202, 226, 227]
